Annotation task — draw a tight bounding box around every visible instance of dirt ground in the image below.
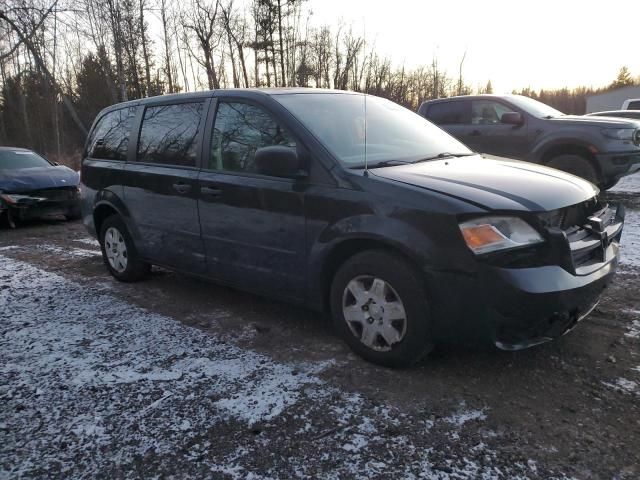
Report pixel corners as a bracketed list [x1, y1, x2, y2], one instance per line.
[1, 178, 639, 479]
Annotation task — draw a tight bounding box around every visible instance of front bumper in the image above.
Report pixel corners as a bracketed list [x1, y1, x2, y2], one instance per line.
[430, 203, 624, 349]
[596, 151, 640, 182]
[0, 189, 80, 222]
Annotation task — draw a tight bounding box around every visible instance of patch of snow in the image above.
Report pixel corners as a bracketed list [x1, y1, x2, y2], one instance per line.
[34, 244, 100, 258]
[626, 320, 640, 339]
[620, 210, 640, 269]
[610, 174, 640, 193]
[0, 246, 19, 251]
[602, 377, 638, 395]
[443, 408, 487, 427]
[72, 237, 100, 248]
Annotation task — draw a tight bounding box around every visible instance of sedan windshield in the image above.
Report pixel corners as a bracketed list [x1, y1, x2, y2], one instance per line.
[275, 93, 472, 168]
[0, 150, 52, 170]
[507, 95, 565, 118]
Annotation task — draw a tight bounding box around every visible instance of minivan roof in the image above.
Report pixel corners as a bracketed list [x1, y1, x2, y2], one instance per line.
[98, 88, 358, 116]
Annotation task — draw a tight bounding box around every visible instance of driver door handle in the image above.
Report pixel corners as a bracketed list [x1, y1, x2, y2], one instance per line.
[200, 186, 222, 197]
[470, 130, 482, 136]
[172, 182, 192, 194]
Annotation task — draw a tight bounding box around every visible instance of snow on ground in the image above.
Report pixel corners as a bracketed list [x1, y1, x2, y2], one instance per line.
[610, 175, 640, 193]
[0, 255, 535, 479]
[34, 244, 100, 258]
[72, 237, 100, 248]
[620, 210, 640, 269]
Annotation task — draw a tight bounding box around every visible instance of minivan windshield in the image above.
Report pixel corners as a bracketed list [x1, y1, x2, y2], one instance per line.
[507, 95, 565, 119]
[275, 93, 473, 168]
[0, 150, 52, 170]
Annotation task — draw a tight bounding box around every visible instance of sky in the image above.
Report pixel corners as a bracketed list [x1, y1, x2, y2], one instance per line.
[307, 0, 640, 93]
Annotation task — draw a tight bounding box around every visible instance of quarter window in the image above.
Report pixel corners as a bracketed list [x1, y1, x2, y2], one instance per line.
[210, 101, 296, 173]
[628, 100, 640, 110]
[425, 101, 471, 125]
[137, 102, 204, 167]
[87, 107, 137, 160]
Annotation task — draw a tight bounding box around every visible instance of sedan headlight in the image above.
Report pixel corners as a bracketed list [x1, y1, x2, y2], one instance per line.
[601, 128, 636, 141]
[459, 216, 544, 255]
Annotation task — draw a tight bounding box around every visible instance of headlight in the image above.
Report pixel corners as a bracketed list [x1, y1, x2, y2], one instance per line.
[601, 128, 636, 141]
[459, 216, 544, 255]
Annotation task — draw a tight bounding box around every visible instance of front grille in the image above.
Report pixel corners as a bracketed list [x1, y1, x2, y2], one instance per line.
[540, 200, 624, 273]
[538, 196, 602, 230]
[25, 187, 78, 202]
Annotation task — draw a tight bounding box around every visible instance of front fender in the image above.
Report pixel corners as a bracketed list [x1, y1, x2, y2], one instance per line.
[306, 212, 474, 309]
[530, 132, 600, 163]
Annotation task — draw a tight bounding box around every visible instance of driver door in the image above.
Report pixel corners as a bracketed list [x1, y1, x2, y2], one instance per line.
[197, 99, 307, 301]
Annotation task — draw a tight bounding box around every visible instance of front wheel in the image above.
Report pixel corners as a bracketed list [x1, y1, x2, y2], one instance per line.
[99, 215, 150, 282]
[546, 154, 599, 185]
[330, 250, 434, 368]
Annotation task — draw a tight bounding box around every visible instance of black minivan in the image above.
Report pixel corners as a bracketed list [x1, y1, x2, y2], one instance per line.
[81, 89, 625, 367]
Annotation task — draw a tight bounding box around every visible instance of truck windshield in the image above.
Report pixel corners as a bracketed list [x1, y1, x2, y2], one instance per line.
[507, 95, 565, 118]
[0, 150, 52, 170]
[275, 93, 472, 168]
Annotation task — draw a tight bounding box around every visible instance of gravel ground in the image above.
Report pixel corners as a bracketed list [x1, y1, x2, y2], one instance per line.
[1, 175, 640, 479]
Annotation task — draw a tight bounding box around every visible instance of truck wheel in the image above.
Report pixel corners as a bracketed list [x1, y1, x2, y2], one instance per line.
[599, 179, 619, 191]
[99, 215, 150, 282]
[546, 155, 598, 185]
[330, 250, 434, 368]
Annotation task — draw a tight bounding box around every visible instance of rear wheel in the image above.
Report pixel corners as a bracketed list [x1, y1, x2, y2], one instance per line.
[99, 215, 150, 282]
[546, 154, 599, 185]
[330, 250, 434, 367]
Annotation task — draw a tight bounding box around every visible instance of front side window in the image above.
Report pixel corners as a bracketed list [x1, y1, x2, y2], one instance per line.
[471, 100, 514, 125]
[137, 102, 204, 167]
[209, 101, 296, 173]
[87, 107, 137, 160]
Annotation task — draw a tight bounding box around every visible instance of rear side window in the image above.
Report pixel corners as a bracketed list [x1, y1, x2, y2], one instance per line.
[426, 101, 471, 125]
[87, 107, 137, 160]
[137, 102, 204, 167]
[209, 101, 296, 173]
[627, 100, 640, 110]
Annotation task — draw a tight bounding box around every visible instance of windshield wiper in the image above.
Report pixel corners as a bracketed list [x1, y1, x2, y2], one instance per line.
[412, 152, 475, 163]
[352, 159, 414, 169]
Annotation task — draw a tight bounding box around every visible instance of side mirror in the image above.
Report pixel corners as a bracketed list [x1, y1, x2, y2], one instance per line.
[53, 161, 60, 166]
[254, 146, 305, 178]
[501, 112, 524, 125]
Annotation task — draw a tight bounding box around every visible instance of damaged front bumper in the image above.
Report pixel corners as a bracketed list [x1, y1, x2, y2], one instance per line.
[430, 202, 625, 350]
[0, 188, 80, 227]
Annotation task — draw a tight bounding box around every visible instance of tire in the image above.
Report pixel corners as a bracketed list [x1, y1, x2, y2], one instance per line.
[65, 207, 81, 221]
[330, 249, 434, 368]
[99, 215, 150, 282]
[546, 154, 599, 185]
[598, 179, 619, 191]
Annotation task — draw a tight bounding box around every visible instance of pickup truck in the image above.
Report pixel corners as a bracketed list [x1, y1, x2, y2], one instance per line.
[418, 94, 640, 189]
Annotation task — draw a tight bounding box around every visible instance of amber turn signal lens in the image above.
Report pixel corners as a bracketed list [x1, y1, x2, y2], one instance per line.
[461, 224, 503, 249]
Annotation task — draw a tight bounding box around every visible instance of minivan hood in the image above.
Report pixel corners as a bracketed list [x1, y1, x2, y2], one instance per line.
[0, 166, 79, 193]
[369, 154, 598, 212]
[548, 115, 640, 128]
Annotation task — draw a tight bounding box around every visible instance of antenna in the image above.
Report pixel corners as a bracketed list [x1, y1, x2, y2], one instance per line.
[363, 17, 368, 176]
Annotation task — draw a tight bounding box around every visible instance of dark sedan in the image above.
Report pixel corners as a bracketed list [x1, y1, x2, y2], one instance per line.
[0, 147, 80, 228]
[586, 110, 640, 120]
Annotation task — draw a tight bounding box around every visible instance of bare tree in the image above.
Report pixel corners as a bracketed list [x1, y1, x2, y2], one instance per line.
[183, 0, 221, 90]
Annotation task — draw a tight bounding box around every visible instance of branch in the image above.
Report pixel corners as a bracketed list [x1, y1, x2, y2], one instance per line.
[0, 0, 59, 61]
